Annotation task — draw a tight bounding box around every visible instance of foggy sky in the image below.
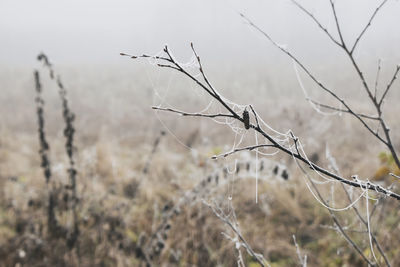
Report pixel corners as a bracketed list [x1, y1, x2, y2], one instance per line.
[1, 0, 399, 68]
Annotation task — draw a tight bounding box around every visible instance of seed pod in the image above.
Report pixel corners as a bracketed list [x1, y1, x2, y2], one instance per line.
[281, 169, 289, 180]
[215, 174, 219, 185]
[273, 165, 279, 175]
[259, 160, 264, 172]
[223, 167, 228, 179]
[243, 109, 250, 129]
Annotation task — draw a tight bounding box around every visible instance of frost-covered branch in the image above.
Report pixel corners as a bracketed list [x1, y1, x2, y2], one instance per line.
[121, 44, 400, 201]
[204, 200, 268, 267]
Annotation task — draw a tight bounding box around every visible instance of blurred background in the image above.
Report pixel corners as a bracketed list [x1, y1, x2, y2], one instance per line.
[1, 0, 400, 66]
[2, 0, 400, 135]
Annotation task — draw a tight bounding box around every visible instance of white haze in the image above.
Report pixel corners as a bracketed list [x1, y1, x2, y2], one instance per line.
[1, 0, 400, 68]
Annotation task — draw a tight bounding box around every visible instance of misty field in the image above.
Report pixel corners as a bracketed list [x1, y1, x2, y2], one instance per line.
[1, 1, 400, 267]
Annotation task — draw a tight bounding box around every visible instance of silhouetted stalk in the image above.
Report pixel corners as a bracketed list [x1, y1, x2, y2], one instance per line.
[34, 70, 60, 237]
[37, 53, 79, 248]
[143, 130, 165, 174]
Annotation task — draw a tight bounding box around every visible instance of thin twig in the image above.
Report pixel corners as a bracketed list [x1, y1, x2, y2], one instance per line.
[378, 65, 400, 107]
[204, 201, 267, 267]
[249, 104, 260, 128]
[307, 98, 379, 120]
[293, 235, 307, 267]
[152, 106, 235, 119]
[374, 59, 382, 100]
[211, 144, 277, 159]
[351, 0, 389, 54]
[329, 0, 347, 48]
[291, 0, 341, 47]
[190, 42, 218, 96]
[389, 173, 400, 179]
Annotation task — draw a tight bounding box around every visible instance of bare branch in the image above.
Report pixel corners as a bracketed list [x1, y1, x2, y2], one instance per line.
[163, 45, 242, 120]
[389, 173, 400, 180]
[374, 59, 382, 99]
[338, 24, 400, 171]
[291, 0, 342, 47]
[125, 44, 400, 201]
[240, 13, 387, 145]
[329, 0, 347, 48]
[379, 65, 400, 107]
[157, 63, 180, 71]
[293, 235, 307, 267]
[242, 5, 400, 170]
[190, 42, 218, 97]
[152, 106, 235, 119]
[307, 98, 379, 120]
[120, 52, 171, 62]
[345, 50, 376, 103]
[324, 0, 399, 170]
[351, 0, 389, 54]
[290, 0, 398, 170]
[211, 144, 277, 159]
[204, 201, 267, 267]
[249, 104, 260, 128]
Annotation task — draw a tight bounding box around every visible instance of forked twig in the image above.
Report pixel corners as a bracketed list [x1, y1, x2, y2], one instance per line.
[290, 0, 341, 47]
[204, 201, 268, 267]
[240, 13, 387, 146]
[378, 65, 400, 107]
[307, 98, 379, 120]
[211, 144, 277, 159]
[152, 106, 235, 119]
[351, 0, 389, 54]
[243, 0, 400, 170]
